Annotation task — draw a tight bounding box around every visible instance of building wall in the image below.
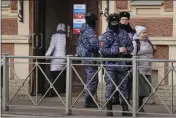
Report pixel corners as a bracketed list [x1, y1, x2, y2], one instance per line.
[1, 0, 31, 96]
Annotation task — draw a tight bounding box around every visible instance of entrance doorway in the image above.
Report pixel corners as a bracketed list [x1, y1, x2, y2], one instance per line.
[31, 0, 99, 95]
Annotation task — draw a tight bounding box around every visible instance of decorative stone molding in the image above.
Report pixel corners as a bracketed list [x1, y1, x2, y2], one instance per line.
[151, 37, 176, 45]
[2, 35, 31, 44]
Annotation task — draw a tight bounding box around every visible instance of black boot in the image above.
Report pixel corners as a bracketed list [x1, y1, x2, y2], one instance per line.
[106, 101, 113, 116]
[139, 107, 145, 112]
[121, 103, 132, 116]
[47, 90, 53, 97]
[112, 98, 120, 105]
[112, 92, 120, 105]
[139, 96, 145, 112]
[84, 96, 98, 108]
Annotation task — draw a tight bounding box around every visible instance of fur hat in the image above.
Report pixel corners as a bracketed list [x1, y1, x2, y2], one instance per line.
[119, 12, 130, 19]
[85, 12, 97, 22]
[108, 13, 120, 22]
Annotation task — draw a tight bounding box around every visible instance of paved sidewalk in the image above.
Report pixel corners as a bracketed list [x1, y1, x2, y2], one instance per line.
[2, 104, 176, 117]
[2, 114, 58, 118]
[2, 114, 176, 118]
[2, 98, 176, 117]
[1, 114, 136, 118]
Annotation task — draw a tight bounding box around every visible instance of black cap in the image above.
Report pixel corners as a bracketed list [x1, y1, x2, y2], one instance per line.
[119, 12, 130, 19]
[108, 13, 120, 22]
[85, 12, 97, 22]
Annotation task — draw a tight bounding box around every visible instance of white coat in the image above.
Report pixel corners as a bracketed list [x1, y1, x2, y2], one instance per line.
[45, 23, 66, 71]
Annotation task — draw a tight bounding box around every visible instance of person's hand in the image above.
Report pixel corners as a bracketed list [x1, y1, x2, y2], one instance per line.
[153, 45, 157, 50]
[45, 55, 50, 60]
[153, 45, 157, 54]
[119, 47, 127, 53]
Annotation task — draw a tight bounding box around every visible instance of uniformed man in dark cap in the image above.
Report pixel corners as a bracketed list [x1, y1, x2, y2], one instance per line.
[76, 12, 99, 108]
[119, 11, 136, 39]
[99, 13, 133, 116]
[111, 11, 135, 105]
[117, 11, 135, 104]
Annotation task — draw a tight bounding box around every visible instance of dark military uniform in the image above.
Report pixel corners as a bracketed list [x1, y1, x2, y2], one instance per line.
[112, 12, 136, 105]
[99, 13, 133, 116]
[77, 12, 99, 108]
[119, 11, 136, 103]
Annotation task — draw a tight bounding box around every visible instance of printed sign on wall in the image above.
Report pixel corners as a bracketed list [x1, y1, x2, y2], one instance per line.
[73, 4, 86, 34]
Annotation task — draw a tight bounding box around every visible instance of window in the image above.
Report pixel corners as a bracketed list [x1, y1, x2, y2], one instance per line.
[1, 1, 10, 7]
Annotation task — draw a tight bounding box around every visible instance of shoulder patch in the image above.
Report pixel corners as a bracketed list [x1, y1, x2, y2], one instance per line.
[99, 41, 105, 47]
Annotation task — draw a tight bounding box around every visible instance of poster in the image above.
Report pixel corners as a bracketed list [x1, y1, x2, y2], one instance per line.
[73, 4, 86, 34]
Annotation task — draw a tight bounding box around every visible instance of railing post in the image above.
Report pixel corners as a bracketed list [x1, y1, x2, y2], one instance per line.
[2, 53, 9, 111]
[35, 60, 38, 106]
[65, 55, 72, 115]
[171, 62, 174, 114]
[132, 56, 139, 117]
[99, 61, 104, 106]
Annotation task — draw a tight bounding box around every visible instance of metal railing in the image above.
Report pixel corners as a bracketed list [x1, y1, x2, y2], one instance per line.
[1, 54, 176, 117]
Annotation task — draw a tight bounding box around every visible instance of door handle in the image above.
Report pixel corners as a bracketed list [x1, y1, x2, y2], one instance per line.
[31, 33, 36, 49]
[67, 25, 70, 38]
[38, 33, 43, 49]
[70, 28, 72, 39]
[31, 33, 43, 50]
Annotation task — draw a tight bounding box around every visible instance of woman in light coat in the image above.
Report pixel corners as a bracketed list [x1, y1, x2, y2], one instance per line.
[131, 26, 156, 112]
[45, 23, 66, 97]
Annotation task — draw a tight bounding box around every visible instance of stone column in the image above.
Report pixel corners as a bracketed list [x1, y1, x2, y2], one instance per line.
[169, 2, 176, 85]
[101, 0, 117, 33]
[15, 1, 30, 85]
[173, 1, 176, 37]
[18, 1, 30, 35]
[97, 0, 117, 102]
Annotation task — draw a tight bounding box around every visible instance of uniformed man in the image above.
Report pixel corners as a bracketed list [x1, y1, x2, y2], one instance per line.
[119, 11, 136, 39]
[119, 11, 136, 103]
[112, 12, 136, 105]
[99, 13, 133, 116]
[77, 12, 99, 108]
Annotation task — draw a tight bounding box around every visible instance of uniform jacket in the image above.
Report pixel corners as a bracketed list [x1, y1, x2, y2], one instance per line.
[99, 28, 133, 71]
[79, 24, 99, 63]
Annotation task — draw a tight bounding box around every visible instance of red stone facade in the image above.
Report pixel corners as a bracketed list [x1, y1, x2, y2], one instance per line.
[154, 46, 169, 60]
[153, 45, 169, 85]
[164, 0, 173, 10]
[2, 18, 18, 35]
[116, 0, 128, 10]
[130, 18, 173, 37]
[10, 0, 18, 11]
[1, 44, 14, 80]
